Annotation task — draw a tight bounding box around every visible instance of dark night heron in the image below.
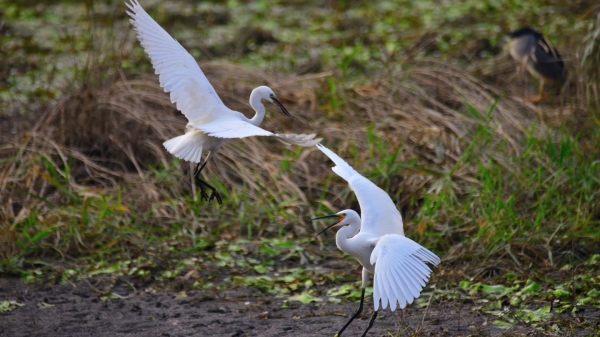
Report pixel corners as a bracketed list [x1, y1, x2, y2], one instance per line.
[505, 27, 567, 102]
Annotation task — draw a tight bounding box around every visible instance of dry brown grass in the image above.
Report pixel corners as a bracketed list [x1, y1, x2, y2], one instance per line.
[0, 49, 596, 261]
[315, 59, 564, 202]
[0, 62, 326, 256]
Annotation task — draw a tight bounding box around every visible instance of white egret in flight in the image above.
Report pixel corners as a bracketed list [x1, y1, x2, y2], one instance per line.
[312, 143, 440, 337]
[126, 0, 321, 204]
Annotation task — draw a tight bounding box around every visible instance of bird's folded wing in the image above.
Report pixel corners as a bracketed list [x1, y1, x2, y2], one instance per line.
[198, 120, 321, 146]
[370, 234, 440, 311]
[316, 144, 404, 236]
[534, 37, 565, 80]
[126, 0, 229, 124]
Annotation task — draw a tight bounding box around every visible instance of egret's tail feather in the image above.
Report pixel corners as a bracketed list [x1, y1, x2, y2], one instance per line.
[163, 133, 203, 163]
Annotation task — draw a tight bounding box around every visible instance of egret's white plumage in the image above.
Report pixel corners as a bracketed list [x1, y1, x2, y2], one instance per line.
[126, 0, 320, 202]
[313, 143, 440, 336]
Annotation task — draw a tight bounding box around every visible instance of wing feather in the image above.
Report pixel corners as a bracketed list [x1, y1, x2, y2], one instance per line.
[374, 268, 387, 311]
[370, 234, 440, 311]
[197, 120, 273, 138]
[392, 265, 415, 308]
[532, 38, 566, 82]
[405, 258, 432, 282]
[402, 260, 427, 296]
[198, 120, 321, 147]
[373, 272, 382, 311]
[126, 0, 231, 124]
[274, 133, 322, 147]
[381, 269, 394, 310]
[386, 269, 402, 311]
[414, 248, 441, 265]
[390, 265, 409, 308]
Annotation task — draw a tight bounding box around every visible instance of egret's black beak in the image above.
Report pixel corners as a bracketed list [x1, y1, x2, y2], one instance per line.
[272, 97, 291, 117]
[311, 214, 342, 236]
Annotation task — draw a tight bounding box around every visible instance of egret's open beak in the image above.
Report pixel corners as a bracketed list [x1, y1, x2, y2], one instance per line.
[272, 97, 291, 117]
[311, 214, 342, 236]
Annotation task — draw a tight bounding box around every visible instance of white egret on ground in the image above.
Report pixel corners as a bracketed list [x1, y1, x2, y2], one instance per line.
[126, 0, 321, 204]
[312, 143, 440, 337]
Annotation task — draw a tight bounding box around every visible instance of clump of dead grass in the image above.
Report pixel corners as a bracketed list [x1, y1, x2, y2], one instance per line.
[0, 61, 324, 260]
[579, 9, 600, 116]
[313, 60, 551, 205]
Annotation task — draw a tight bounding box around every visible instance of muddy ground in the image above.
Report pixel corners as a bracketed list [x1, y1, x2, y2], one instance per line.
[1, 277, 597, 337]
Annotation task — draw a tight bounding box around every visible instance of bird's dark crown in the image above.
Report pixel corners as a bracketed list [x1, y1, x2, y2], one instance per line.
[507, 27, 543, 38]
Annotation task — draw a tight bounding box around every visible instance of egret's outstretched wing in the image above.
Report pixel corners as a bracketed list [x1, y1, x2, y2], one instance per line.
[126, 0, 230, 124]
[198, 120, 321, 146]
[370, 234, 440, 311]
[198, 120, 273, 137]
[316, 143, 404, 236]
[275, 133, 322, 147]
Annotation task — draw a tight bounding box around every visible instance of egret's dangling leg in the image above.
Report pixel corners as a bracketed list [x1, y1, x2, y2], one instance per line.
[193, 151, 222, 205]
[361, 310, 378, 337]
[335, 269, 370, 337]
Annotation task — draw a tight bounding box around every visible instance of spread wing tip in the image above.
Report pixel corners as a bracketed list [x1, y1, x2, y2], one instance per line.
[275, 133, 322, 147]
[371, 235, 440, 311]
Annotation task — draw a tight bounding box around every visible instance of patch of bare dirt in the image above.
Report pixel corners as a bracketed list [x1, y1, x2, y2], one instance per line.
[1, 277, 598, 337]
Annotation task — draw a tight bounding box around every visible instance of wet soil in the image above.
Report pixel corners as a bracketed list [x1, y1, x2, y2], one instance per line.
[0, 276, 597, 337]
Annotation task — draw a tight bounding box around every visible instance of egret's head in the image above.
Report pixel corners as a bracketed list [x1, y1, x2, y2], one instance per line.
[312, 209, 358, 236]
[254, 86, 291, 117]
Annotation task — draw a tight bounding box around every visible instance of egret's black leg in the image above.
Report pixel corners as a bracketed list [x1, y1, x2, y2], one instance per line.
[193, 159, 208, 177]
[360, 310, 378, 337]
[194, 176, 223, 205]
[193, 162, 209, 201]
[335, 288, 366, 337]
[193, 152, 222, 205]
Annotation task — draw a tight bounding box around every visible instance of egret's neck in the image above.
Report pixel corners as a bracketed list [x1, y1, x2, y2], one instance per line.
[335, 218, 361, 253]
[248, 92, 266, 126]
